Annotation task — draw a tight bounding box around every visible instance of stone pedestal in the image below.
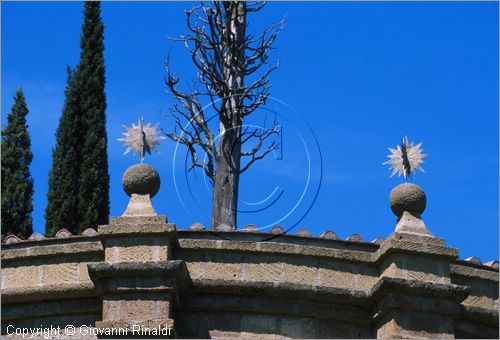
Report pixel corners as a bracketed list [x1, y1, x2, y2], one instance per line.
[372, 183, 471, 339]
[373, 234, 470, 339]
[372, 278, 469, 339]
[88, 216, 189, 338]
[87, 164, 189, 338]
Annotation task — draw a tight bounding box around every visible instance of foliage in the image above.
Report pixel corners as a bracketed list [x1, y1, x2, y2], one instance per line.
[46, 1, 108, 235]
[1, 88, 34, 239]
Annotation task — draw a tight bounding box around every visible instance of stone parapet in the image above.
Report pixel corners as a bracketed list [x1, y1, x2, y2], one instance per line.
[1, 227, 498, 338]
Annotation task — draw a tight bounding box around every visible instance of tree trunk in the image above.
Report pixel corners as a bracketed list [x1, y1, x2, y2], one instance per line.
[211, 1, 246, 230]
[211, 124, 242, 229]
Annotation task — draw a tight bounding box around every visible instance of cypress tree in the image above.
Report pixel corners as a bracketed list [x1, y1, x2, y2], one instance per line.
[45, 68, 81, 236]
[45, 1, 108, 235]
[76, 1, 109, 231]
[1, 88, 34, 239]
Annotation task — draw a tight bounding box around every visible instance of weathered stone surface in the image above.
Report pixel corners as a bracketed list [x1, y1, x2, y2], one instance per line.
[374, 232, 458, 263]
[451, 272, 498, 310]
[42, 263, 80, 285]
[104, 236, 169, 262]
[0, 221, 497, 339]
[283, 257, 317, 285]
[2, 297, 101, 321]
[389, 183, 426, 216]
[122, 193, 158, 217]
[103, 298, 171, 321]
[99, 219, 176, 237]
[2, 240, 103, 263]
[178, 237, 375, 263]
[243, 255, 282, 283]
[122, 163, 160, 197]
[2, 266, 39, 288]
[377, 310, 454, 339]
[1, 281, 98, 304]
[380, 253, 451, 284]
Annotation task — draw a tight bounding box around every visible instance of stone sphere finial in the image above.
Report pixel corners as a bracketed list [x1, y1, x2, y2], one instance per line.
[389, 183, 426, 216]
[122, 163, 160, 198]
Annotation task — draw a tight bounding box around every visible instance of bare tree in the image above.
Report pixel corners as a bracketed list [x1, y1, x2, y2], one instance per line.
[164, 1, 284, 230]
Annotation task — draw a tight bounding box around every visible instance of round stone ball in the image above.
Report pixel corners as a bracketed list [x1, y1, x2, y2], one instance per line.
[389, 183, 426, 216]
[122, 163, 160, 197]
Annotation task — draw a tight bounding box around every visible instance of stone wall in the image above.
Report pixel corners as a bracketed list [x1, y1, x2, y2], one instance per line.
[1, 222, 498, 339]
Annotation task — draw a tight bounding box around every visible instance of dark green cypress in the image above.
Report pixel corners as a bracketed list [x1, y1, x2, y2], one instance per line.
[45, 1, 108, 235]
[76, 1, 109, 232]
[45, 68, 81, 236]
[1, 88, 34, 239]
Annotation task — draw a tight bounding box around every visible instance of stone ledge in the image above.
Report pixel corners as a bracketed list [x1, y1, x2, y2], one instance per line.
[458, 304, 499, 325]
[99, 221, 176, 238]
[372, 293, 461, 322]
[178, 230, 380, 252]
[88, 260, 187, 279]
[1, 239, 103, 262]
[373, 232, 458, 263]
[179, 293, 370, 324]
[2, 297, 101, 321]
[369, 277, 470, 302]
[88, 260, 191, 294]
[1, 281, 98, 304]
[451, 262, 499, 282]
[109, 215, 168, 225]
[188, 278, 369, 305]
[178, 238, 374, 263]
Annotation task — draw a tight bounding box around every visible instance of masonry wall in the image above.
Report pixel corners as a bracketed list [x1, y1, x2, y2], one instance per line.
[1, 226, 498, 339]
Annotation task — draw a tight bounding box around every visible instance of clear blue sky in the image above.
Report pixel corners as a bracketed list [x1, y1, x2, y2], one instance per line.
[2, 1, 498, 262]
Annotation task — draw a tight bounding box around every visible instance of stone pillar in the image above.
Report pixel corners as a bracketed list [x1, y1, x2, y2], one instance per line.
[88, 164, 189, 338]
[373, 183, 470, 339]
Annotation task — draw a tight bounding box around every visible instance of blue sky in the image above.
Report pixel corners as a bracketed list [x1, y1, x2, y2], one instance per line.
[2, 1, 498, 262]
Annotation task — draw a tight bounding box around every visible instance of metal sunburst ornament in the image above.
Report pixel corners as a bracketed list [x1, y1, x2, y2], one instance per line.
[383, 136, 427, 180]
[117, 117, 166, 163]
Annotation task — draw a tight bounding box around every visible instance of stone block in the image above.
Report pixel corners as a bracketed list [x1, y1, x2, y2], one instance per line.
[241, 314, 280, 335]
[376, 310, 454, 339]
[243, 255, 282, 283]
[316, 259, 377, 290]
[452, 274, 498, 309]
[205, 261, 241, 281]
[280, 316, 316, 338]
[42, 263, 80, 285]
[185, 261, 206, 280]
[78, 262, 93, 282]
[104, 236, 169, 262]
[380, 253, 451, 284]
[2, 266, 39, 288]
[318, 266, 353, 289]
[283, 258, 317, 286]
[103, 298, 170, 322]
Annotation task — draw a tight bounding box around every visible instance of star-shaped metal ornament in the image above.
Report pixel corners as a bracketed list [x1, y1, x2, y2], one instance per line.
[117, 117, 166, 163]
[383, 136, 427, 180]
